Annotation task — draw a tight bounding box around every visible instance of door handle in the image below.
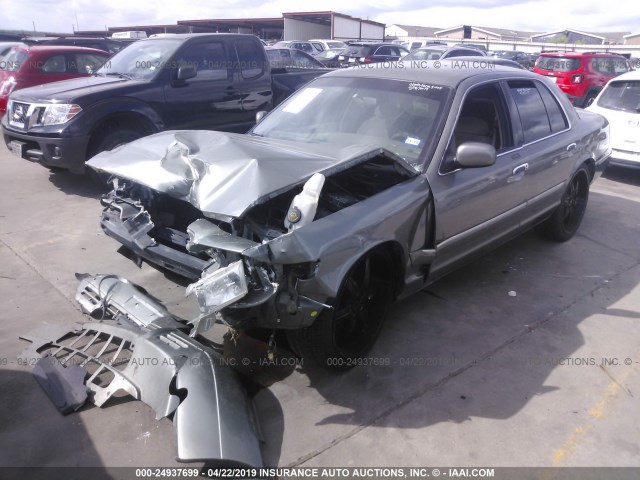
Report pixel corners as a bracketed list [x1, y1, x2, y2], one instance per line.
[567, 143, 577, 152]
[512, 163, 529, 175]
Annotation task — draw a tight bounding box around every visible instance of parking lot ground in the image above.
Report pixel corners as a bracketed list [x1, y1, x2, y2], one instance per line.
[0, 147, 639, 472]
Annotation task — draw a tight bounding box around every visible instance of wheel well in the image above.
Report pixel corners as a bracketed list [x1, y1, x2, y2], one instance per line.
[87, 113, 157, 158]
[367, 241, 405, 300]
[582, 158, 596, 181]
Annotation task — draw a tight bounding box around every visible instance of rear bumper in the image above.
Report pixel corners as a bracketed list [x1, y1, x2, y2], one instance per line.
[610, 148, 640, 168]
[2, 124, 89, 173]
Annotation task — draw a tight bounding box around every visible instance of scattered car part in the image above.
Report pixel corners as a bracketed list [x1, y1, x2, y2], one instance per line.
[32, 356, 88, 415]
[19, 274, 263, 467]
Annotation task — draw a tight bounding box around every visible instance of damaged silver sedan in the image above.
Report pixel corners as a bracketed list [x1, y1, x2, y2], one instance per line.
[88, 64, 611, 368]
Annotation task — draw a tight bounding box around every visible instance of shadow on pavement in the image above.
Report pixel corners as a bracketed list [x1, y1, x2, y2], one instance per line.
[48, 170, 107, 199]
[602, 164, 640, 187]
[0, 369, 113, 480]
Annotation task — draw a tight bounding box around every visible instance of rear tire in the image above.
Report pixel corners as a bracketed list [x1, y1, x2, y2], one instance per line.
[538, 165, 590, 242]
[286, 249, 394, 370]
[583, 92, 597, 108]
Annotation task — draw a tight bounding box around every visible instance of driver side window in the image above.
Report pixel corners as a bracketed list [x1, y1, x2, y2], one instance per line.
[441, 83, 512, 174]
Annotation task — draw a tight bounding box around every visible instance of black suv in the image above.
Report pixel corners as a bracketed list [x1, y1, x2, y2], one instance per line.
[23, 36, 128, 55]
[493, 51, 534, 69]
[337, 43, 409, 66]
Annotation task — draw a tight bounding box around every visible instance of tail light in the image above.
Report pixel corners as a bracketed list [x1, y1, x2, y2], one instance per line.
[570, 74, 584, 84]
[363, 57, 374, 63]
[0, 77, 16, 96]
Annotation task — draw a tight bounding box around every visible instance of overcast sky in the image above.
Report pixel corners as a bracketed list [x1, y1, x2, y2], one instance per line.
[2, 0, 639, 34]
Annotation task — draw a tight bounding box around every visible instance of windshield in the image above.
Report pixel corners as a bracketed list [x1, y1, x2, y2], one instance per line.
[535, 56, 581, 72]
[252, 76, 451, 169]
[96, 39, 182, 80]
[0, 49, 27, 71]
[597, 80, 640, 113]
[403, 49, 443, 61]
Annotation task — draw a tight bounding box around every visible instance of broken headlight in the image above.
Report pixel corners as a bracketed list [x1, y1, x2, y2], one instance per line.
[186, 260, 248, 315]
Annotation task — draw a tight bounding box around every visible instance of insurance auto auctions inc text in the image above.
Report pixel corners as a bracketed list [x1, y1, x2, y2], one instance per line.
[208, 467, 495, 478]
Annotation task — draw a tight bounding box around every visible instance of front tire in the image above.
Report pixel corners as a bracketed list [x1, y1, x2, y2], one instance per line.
[286, 249, 394, 370]
[88, 128, 143, 187]
[538, 165, 590, 242]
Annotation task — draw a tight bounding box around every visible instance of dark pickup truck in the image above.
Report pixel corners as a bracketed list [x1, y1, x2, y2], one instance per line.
[2, 33, 329, 173]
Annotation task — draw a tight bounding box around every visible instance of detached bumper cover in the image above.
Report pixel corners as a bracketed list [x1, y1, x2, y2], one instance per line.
[19, 275, 263, 467]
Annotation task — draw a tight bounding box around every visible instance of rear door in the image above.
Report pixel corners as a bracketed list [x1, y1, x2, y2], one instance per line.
[21, 52, 79, 88]
[504, 79, 578, 222]
[162, 38, 247, 131]
[231, 39, 272, 121]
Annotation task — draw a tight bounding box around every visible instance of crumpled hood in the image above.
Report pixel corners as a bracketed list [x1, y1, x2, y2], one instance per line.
[88, 130, 410, 220]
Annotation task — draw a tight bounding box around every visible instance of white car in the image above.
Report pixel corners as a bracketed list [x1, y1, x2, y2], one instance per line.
[308, 38, 347, 51]
[587, 70, 640, 168]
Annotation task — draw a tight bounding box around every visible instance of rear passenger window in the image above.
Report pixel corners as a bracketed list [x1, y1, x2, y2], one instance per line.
[374, 46, 393, 56]
[176, 41, 228, 81]
[536, 83, 568, 133]
[508, 80, 552, 143]
[40, 54, 67, 73]
[235, 40, 264, 78]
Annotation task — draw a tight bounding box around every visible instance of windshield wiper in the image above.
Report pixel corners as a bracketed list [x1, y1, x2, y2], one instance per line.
[105, 72, 133, 80]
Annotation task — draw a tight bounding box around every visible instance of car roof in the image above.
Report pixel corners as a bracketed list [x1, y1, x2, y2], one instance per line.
[323, 60, 540, 85]
[539, 51, 627, 58]
[414, 45, 448, 51]
[348, 43, 399, 47]
[605, 69, 640, 82]
[137, 33, 262, 41]
[449, 56, 524, 68]
[14, 45, 110, 54]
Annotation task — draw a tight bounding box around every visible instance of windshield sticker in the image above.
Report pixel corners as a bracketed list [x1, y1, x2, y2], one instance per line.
[408, 83, 443, 91]
[282, 87, 323, 114]
[404, 137, 421, 146]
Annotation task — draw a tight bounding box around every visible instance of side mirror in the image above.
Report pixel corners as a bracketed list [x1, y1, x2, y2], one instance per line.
[456, 142, 496, 168]
[255, 111, 267, 124]
[176, 65, 197, 82]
